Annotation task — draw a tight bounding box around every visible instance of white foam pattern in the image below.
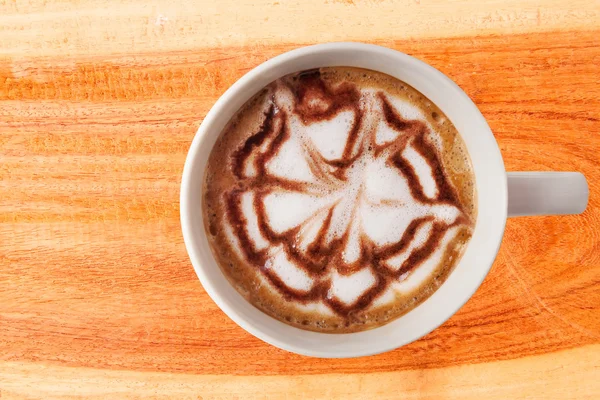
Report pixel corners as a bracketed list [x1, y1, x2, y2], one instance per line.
[302, 110, 355, 161]
[266, 134, 315, 183]
[328, 268, 376, 305]
[224, 82, 469, 312]
[266, 246, 314, 292]
[241, 192, 269, 250]
[384, 221, 434, 270]
[402, 142, 438, 198]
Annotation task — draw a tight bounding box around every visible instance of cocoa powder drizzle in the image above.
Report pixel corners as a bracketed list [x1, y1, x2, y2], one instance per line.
[225, 70, 471, 318]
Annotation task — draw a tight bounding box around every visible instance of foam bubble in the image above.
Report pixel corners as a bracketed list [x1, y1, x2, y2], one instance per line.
[383, 94, 441, 146]
[328, 268, 376, 305]
[426, 130, 443, 151]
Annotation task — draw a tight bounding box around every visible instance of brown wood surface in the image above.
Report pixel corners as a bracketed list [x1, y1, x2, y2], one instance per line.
[1, 1, 600, 398]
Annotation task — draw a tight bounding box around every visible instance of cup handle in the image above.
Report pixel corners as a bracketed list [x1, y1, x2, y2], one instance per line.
[507, 172, 589, 217]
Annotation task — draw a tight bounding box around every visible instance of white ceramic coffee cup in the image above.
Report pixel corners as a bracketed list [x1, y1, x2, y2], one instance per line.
[180, 43, 588, 358]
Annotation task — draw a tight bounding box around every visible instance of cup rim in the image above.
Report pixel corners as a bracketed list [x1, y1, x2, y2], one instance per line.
[180, 42, 507, 357]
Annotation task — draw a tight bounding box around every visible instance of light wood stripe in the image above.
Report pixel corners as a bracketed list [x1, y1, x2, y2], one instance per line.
[1, 345, 599, 399]
[1, 0, 600, 57]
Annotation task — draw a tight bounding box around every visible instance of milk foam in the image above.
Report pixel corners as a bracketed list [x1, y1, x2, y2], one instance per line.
[342, 216, 362, 263]
[263, 191, 329, 234]
[395, 226, 460, 292]
[220, 72, 471, 315]
[266, 245, 314, 292]
[402, 142, 438, 199]
[375, 120, 401, 145]
[364, 155, 413, 203]
[241, 192, 269, 250]
[297, 210, 329, 252]
[373, 226, 460, 307]
[266, 134, 315, 183]
[384, 221, 433, 270]
[328, 268, 376, 305]
[304, 110, 355, 160]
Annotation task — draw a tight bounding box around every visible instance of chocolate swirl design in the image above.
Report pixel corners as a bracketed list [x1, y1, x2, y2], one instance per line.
[223, 70, 472, 318]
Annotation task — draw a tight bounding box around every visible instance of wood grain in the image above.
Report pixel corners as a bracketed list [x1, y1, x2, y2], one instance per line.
[2, 345, 599, 399]
[1, 0, 599, 398]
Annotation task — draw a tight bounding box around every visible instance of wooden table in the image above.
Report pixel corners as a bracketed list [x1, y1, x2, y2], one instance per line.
[1, 1, 599, 398]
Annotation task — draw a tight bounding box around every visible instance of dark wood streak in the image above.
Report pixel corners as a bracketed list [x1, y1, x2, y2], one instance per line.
[224, 70, 471, 318]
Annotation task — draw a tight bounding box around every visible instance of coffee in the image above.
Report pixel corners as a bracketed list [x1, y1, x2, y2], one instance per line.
[203, 67, 476, 332]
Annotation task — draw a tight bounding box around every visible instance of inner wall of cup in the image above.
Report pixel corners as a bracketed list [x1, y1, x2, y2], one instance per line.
[181, 43, 507, 357]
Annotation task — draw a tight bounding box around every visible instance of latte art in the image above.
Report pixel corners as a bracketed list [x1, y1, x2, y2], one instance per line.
[204, 68, 476, 332]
